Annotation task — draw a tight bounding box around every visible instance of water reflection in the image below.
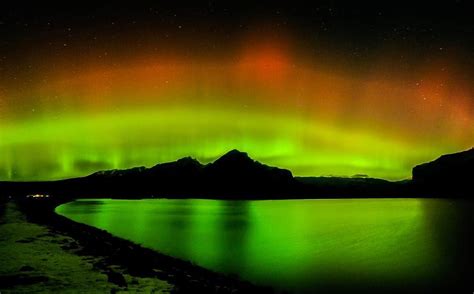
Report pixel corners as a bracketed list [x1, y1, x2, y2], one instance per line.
[56, 198, 471, 293]
[215, 201, 250, 275]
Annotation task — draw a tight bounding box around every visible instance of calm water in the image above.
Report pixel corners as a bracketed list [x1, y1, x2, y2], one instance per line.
[56, 198, 471, 293]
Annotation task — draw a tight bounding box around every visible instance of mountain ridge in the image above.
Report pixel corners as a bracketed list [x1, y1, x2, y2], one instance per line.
[412, 147, 474, 196]
[0, 148, 472, 199]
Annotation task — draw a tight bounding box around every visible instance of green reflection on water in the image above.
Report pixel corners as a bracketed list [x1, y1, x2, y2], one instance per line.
[57, 198, 452, 292]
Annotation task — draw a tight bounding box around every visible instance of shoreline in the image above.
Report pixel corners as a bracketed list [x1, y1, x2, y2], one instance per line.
[4, 197, 271, 293]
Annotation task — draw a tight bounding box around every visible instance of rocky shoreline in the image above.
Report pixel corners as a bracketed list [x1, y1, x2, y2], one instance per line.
[7, 197, 271, 293]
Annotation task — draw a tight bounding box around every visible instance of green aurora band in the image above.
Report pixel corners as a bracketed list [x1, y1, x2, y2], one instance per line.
[0, 42, 473, 181]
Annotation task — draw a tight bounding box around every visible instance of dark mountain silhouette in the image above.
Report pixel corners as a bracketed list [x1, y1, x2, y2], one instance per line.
[1, 150, 295, 199]
[413, 148, 474, 196]
[81, 149, 295, 198]
[79, 156, 207, 197]
[0, 148, 472, 199]
[296, 176, 412, 197]
[204, 150, 294, 196]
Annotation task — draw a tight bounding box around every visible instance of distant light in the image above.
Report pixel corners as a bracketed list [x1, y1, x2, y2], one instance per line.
[26, 194, 50, 199]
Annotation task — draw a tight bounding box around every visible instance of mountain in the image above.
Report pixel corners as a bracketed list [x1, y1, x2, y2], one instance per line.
[204, 150, 294, 196]
[412, 148, 474, 196]
[295, 176, 411, 197]
[65, 149, 296, 198]
[1, 148, 472, 199]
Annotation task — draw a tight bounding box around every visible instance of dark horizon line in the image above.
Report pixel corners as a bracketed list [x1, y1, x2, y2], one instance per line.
[3, 147, 473, 184]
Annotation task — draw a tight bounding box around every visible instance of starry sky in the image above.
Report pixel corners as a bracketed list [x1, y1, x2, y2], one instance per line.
[0, 2, 473, 180]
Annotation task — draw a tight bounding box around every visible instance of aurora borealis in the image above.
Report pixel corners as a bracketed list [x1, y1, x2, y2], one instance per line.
[1, 3, 473, 181]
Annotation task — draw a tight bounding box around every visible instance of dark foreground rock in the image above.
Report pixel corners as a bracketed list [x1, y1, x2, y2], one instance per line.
[0, 201, 115, 292]
[0, 274, 49, 288]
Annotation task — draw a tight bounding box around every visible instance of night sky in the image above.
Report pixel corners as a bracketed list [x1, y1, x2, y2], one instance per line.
[1, 2, 473, 180]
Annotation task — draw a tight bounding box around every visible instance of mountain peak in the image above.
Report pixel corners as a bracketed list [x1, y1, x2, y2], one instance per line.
[176, 156, 201, 165]
[221, 149, 250, 159]
[149, 156, 203, 171]
[213, 150, 253, 165]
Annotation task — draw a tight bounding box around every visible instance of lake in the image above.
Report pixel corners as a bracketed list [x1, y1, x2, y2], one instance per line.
[56, 198, 472, 293]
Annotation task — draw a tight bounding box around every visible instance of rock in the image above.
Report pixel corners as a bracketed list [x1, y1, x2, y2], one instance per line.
[15, 237, 35, 243]
[19, 265, 35, 272]
[106, 270, 127, 288]
[61, 242, 79, 250]
[0, 274, 48, 287]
